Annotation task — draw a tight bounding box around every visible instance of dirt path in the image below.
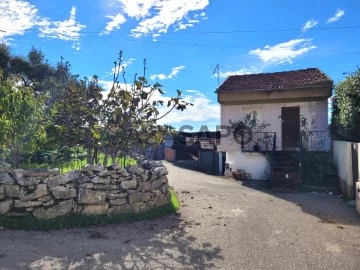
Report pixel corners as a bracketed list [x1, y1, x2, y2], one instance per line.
[1, 161, 360, 269]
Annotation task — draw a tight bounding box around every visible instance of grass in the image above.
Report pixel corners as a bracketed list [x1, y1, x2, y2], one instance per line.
[20, 154, 137, 173]
[0, 189, 180, 231]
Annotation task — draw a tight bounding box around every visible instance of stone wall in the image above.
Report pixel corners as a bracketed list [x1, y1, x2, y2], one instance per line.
[0, 158, 170, 219]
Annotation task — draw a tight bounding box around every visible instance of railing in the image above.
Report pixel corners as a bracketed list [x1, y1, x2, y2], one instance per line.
[239, 132, 277, 152]
[300, 131, 331, 152]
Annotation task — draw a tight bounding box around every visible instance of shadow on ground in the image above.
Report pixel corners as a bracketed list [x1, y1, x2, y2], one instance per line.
[2, 213, 223, 270]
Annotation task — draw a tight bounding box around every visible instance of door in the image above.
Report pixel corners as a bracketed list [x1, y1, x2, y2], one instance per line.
[282, 107, 300, 149]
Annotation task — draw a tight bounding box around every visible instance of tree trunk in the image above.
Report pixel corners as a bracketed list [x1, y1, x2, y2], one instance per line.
[86, 145, 93, 165]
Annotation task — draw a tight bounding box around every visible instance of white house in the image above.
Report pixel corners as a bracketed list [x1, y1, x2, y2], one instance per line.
[217, 68, 333, 184]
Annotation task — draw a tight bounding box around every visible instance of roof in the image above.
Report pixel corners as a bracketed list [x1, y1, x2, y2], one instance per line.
[217, 68, 333, 93]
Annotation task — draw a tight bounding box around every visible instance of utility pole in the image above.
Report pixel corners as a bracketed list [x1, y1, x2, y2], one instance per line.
[213, 64, 220, 86]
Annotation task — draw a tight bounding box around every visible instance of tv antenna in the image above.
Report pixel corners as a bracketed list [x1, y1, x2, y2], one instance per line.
[213, 64, 220, 86]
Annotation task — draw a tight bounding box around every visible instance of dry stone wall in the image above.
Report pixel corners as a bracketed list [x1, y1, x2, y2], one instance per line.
[0, 158, 170, 219]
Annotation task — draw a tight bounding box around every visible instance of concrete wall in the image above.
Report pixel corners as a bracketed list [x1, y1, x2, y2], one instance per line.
[332, 140, 360, 198]
[226, 151, 270, 180]
[0, 158, 170, 219]
[218, 100, 329, 152]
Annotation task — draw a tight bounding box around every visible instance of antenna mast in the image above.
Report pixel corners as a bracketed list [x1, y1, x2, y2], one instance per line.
[213, 64, 220, 86]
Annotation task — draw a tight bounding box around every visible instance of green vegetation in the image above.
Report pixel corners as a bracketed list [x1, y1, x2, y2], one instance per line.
[0, 189, 180, 231]
[0, 44, 189, 168]
[331, 68, 360, 142]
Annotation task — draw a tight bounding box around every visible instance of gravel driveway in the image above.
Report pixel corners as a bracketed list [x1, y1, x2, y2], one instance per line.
[0, 161, 360, 270]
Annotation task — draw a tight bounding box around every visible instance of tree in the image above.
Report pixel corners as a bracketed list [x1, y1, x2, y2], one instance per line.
[0, 72, 46, 167]
[331, 69, 360, 141]
[100, 51, 192, 166]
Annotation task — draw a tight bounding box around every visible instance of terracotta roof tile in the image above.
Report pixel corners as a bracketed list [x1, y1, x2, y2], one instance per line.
[217, 68, 333, 92]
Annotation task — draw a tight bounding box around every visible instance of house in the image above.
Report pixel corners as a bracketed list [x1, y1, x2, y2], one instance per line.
[216, 68, 333, 184]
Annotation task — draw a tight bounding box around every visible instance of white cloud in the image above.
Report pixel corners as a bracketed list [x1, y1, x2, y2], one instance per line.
[38, 7, 85, 41]
[249, 38, 316, 65]
[327, 9, 345, 23]
[302, 19, 318, 32]
[0, 0, 40, 39]
[150, 65, 186, 80]
[103, 0, 209, 37]
[101, 13, 126, 35]
[218, 67, 260, 78]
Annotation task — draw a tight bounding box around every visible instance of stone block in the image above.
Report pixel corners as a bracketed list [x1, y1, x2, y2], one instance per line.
[91, 176, 110, 184]
[78, 188, 106, 204]
[0, 185, 5, 200]
[50, 184, 76, 199]
[4, 185, 20, 198]
[80, 183, 94, 189]
[107, 164, 120, 171]
[0, 172, 15, 184]
[10, 169, 24, 181]
[139, 182, 151, 191]
[151, 177, 167, 190]
[127, 164, 144, 175]
[14, 200, 43, 208]
[33, 200, 74, 220]
[0, 199, 13, 214]
[17, 177, 42, 186]
[107, 190, 127, 200]
[76, 204, 109, 215]
[109, 198, 127, 206]
[47, 170, 82, 187]
[120, 180, 137, 190]
[128, 192, 152, 204]
[19, 184, 48, 201]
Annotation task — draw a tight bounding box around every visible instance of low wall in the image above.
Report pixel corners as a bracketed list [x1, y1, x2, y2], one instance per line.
[0, 158, 170, 219]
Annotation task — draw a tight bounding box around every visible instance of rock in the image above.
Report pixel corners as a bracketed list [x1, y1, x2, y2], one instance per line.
[19, 184, 48, 201]
[43, 199, 54, 207]
[23, 169, 60, 178]
[150, 190, 168, 208]
[139, 182, 151, 191]
[33, 200, 74, 220]
[110, 174, 121, 179]
[76, 204, 109, 215]
[127, 164, 144, 175]
[26, 207, 34, 212]
[0, 162, 11, 172]
[93, 184, 118, 190]
[50, 184, 76, 199]
[14, 200, 43, 208]
[151, 177, 167, 190]
[4, 185, 20, 198]
[107, 191, 127, 200]
[149, 166, 168, 181]
[17, 177, 42, 186]
[120, 180, 137, 190]
[107, 164, 120, 171]
[110, 204, 134, 215]
[37, 195, 52, 202]
[130, 202, 145, 213]
[0, 185, 5, 200]
[148, 160, 163, 169]
[92, 164, 104, 173]
[7, 211, 30, 217]
[99, 171, 116, 177]
[80, 183, 94, 189]
[10, 169, 24, 181]
[91, 176, 110, 184]
[128, 192, 152, 204]
[77, 176, 91, 184]
[0, 172, 15, 184]
[159, 182, 169, 195]
[78, 189, 106, 204]
[140, 171, 149, 182]
[109, 198, 127, 206]
[0, 199, 13, 214]
[47, 170, 82, 187]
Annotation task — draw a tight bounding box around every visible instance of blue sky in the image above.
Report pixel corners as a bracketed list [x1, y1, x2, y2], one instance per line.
[1, 0, 359, 131]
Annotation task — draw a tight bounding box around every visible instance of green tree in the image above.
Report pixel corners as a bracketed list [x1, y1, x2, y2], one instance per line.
[0, 73, 46, 167]
[331, 69, 360, 141]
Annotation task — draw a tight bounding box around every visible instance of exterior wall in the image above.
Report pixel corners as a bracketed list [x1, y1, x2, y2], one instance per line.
[218, 100, 329, 152]
[226, 151, 270, 180]
[333, 140, 360, 198]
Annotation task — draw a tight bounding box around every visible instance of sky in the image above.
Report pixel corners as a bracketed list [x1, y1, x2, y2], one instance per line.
[1, 0, 359, 131]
